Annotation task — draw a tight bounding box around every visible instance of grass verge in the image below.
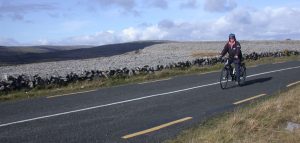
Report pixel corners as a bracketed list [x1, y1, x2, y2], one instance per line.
[0, 55, 299, 101]
[166, 84, 300, 143]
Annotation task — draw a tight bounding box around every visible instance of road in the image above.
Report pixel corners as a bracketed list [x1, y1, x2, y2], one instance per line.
[0, 60, 300, 143]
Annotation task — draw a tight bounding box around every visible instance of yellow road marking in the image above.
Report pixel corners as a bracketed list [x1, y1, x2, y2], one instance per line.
[122, 117, 192, 139]
[47, 89, 97, 98]
[234, 94, 267, 105]
[287, 81, 300, 87]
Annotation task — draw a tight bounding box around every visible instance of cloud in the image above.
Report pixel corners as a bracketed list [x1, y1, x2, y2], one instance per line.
[90, 0, 170, 16]
[63, 6, 300, 45]
[0, 1, 57, 21]
[35, 39, 50, 45]
[62, 20, 90, 32]
[147, 0, 168, 9]
[93, 0, 139, 16]
[95, 0, 135, 10]
[158, 19, 175, 29]
[215, 7, 300, 39]
[61, 31, 119, 45]
[180, 0, 198, 9]
[0, 37, 19, 46]
[56, 21, 204, 45]
[2, 6, 300, 46]
[204, 0, 237, 12]
[121, 26, 167, 41]
[58, 26, 166, 45]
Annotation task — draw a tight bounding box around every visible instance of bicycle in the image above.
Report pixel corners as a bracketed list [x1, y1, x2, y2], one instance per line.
[220, 58, 246, 89]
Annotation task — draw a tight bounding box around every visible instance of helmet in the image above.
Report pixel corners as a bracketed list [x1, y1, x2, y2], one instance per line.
[229, 33, 236, 40]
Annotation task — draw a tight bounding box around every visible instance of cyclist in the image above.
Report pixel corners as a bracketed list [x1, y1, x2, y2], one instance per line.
[219, 33, 242, 84]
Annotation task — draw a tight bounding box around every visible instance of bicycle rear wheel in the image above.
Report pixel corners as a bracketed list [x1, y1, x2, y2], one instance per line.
[220, 67, 229, 89]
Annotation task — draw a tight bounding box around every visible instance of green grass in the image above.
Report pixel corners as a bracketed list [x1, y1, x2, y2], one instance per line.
[166, 82, 300, 143]
[0, 55, 299, 101]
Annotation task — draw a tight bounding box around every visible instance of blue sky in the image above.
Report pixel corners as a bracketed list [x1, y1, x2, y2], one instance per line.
[0, 0, 300, 46]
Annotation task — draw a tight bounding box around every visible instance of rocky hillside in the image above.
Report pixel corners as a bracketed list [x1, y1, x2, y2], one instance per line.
[0, 40, 299, 79]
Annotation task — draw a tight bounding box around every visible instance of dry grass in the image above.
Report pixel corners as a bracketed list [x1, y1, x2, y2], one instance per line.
[167, 84, 300, 143]
[191, 51, 219, 58]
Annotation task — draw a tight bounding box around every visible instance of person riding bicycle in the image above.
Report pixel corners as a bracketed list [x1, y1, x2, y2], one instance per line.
[219, 33, 242, 84]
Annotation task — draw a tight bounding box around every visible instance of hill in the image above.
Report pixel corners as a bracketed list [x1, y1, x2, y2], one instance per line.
[0, 41, 165, 65]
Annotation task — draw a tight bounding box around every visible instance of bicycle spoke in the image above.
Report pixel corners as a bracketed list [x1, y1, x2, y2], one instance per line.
[220, 68, 229, 89]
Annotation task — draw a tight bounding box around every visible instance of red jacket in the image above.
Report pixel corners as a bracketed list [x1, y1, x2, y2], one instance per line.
[221, 41, 242, 60]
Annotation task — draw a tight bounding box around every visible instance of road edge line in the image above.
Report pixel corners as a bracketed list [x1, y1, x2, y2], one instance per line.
[287, 81, 300, 87]
[47, 89, 97, 98]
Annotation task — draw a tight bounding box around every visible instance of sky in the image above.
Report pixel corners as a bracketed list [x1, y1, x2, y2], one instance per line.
[0, 0, 300, 46]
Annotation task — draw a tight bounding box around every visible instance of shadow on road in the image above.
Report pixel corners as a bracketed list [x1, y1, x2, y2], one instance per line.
[224, 77, 273, 89]
[241, 77, 273, 87]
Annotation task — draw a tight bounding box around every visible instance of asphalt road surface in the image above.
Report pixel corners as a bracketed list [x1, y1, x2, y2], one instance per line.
[0, 60, 300, 143]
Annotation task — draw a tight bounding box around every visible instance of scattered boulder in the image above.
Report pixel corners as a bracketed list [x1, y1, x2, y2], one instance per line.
[286, 122, 300, 132]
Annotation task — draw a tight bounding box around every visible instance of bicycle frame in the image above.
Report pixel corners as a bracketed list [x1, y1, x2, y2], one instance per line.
[224, 60, 236, 81]
[220, 58, 246, 89]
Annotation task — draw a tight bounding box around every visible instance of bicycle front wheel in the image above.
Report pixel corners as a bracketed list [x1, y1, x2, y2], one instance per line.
[220, 67, 229, 89]
[238, 65, 247, 86]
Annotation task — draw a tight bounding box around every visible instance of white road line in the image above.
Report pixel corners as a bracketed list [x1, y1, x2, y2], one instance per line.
[273, 62, 285, 64]
[138, 78, 172, 85]
[248, 65, 258, 68]
[247, 66, 300, 78]
[1, 65, 300, 128]
[197, 71, 219, 75]
[47, 89, 97, 98]
[0, 82, 219, 128]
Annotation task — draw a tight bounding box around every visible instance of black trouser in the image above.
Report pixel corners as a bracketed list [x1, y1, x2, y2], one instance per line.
[227, 58, 241, 81]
